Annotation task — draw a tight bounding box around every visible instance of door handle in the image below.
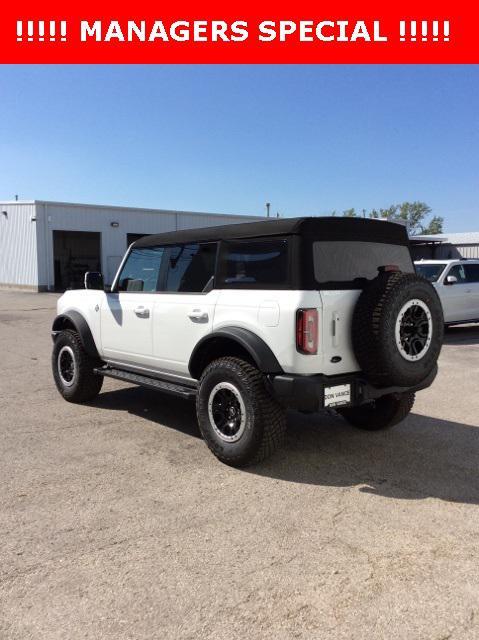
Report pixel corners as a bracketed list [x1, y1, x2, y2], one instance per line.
[188, 309, 209, 322]
[134, 306, 150, 318]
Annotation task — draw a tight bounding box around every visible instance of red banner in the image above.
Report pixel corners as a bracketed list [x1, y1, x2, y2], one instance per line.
[1, 0, 477, 63]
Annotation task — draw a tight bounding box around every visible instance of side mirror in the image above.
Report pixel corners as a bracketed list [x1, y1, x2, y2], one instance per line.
[445, 275, 458, 285]
[84, 271, 104, 290]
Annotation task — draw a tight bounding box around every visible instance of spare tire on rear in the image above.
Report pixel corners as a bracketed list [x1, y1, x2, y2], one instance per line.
[352, 271, 443, 387]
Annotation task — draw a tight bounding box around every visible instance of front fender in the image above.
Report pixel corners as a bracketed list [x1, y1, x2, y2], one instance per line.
[51, 311, 100, 359]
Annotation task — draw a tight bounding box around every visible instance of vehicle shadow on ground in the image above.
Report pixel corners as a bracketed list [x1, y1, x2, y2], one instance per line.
[255, 410, 479, 505]
[444, 324, 479, 345]
[90, 385, 201, 439]
[90, 386, 479, 505]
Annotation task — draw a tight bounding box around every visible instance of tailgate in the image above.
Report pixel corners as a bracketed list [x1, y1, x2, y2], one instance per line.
[319, 289, 361, 376]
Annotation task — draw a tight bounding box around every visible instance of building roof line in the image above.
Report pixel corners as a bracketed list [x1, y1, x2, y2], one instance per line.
[0, 199, 263, 220]
[0, 200, 36, 205]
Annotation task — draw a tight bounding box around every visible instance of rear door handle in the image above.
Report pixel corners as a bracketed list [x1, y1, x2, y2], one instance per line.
[188, 309, 209, 322]
[134, 306, 150, 318]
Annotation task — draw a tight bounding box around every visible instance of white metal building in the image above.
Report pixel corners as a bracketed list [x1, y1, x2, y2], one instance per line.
[410, 232, 479, 260]
[0, 200, 262, 291]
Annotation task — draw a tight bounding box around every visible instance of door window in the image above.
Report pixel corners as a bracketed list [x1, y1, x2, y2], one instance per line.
[464, 264, 479, 283]
[164, 243, 217, 293]
[117, 247, 165, 292]
[447, 264, 467, 283]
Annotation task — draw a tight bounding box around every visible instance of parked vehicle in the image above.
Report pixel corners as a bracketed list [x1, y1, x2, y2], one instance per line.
[51, 217, 443, 466]
[415, 259, 479, 326]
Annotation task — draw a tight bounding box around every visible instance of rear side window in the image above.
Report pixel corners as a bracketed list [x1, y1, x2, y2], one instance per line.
[464, 264, 479, 283]
[164, 243, 217, 293]
[313, 241, 414, 289]
[218, 238, 289, 288]
[117, 247, 164, 292]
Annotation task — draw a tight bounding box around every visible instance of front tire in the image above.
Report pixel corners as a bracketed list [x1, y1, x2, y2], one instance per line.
[52, 329, 103, 403]
[196, 357, 286, 467]
[337, 392, 415, 431]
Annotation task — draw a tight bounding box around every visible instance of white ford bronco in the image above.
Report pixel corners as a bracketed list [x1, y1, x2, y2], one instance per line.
[52, 217, 443, 466]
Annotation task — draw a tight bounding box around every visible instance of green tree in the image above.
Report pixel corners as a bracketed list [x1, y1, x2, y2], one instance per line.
[331, 201, 443, 234]
[421, 215, 444, 235]
[395, 202, 432, 234]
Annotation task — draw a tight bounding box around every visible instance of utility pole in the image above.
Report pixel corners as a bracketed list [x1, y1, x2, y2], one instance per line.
[266, 202, 271, 218]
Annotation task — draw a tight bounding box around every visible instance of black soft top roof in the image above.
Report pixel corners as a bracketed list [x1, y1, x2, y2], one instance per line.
[133, 216, 409, 248]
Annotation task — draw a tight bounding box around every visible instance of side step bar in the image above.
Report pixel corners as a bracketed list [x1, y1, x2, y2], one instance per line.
[94, 367, 197, 400]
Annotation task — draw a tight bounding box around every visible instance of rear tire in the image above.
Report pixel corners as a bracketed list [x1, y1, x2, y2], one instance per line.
[196, 357, 286, 467]
[337, 392, 415, 431]
[52, 330, 103, 403]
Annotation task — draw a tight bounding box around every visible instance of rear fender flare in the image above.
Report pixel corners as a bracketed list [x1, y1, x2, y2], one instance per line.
[189, 327, 283, 379]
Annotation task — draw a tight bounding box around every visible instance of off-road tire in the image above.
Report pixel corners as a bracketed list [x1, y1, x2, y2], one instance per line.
[52, 329, 103, 403]
[352, 272, 443, 387]
[196, 357, 286, 467]
[338, 392, 415, 431]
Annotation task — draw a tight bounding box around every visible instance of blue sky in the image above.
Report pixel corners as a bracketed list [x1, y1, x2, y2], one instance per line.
[0, 65, 477, 231]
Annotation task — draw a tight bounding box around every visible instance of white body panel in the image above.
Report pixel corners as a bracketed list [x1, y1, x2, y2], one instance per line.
[100, 292, 156, 368]
[152, 291, 219, 375]
[415, 259, 479, 323]
[56, 285, 362, 379]
[213, 289, 360, 376]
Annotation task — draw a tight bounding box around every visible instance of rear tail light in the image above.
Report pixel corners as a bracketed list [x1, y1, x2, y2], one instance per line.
[378, 264, 400, 273]
[296, 308, 318, 355]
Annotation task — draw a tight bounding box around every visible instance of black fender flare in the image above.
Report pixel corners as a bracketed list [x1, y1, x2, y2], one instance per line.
[189, 327, 283, 379]
[51, 311, 100, 359]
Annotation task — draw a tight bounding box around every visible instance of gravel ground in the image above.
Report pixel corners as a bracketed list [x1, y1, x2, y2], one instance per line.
[1, 290, 478, 640]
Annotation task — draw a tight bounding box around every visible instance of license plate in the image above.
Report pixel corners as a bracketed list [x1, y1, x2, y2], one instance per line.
[324, 384, 351, 408]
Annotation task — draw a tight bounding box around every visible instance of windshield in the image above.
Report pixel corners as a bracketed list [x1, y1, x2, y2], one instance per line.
[415, 263, 447, 282]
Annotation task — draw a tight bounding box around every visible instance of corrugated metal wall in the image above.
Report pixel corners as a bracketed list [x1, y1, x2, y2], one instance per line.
[34, 202, 262, 289]
[415, 243, 479, 260]
[0, 203, 39, 289]
[453, 244, 479, 259]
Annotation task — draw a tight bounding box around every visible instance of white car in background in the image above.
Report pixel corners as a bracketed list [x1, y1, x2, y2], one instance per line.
[415, 259, 479, 326]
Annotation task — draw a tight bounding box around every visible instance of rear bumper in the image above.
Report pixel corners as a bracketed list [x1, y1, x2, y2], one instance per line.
[269, 365, 437, 412]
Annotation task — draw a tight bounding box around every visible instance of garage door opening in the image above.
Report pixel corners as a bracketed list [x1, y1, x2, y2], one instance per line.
[53, 231, 101, 291]
[127, 233, 151, 247]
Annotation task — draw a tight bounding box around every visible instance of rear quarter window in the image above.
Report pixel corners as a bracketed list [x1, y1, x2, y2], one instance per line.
[217, 238, 289, 289]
